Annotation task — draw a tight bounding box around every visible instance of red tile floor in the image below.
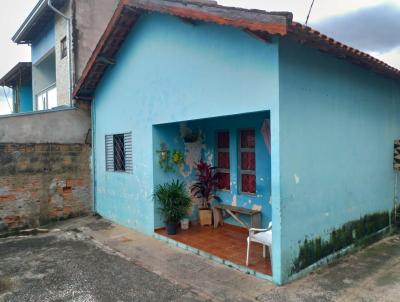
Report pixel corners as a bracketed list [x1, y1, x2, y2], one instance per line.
[155, 223, 272, 275]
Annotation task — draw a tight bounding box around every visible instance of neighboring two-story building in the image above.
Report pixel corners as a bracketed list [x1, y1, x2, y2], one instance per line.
[0, 0, 119, 231]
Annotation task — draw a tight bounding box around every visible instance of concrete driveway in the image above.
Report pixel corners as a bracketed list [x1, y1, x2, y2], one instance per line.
[0, 217, 399, 302]
[0, 229, 205, 302]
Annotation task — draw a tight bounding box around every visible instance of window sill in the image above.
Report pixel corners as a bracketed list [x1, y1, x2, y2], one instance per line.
[239, 192, 257, 197]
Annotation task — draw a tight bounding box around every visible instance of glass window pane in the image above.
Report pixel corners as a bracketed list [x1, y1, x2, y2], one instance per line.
[217, 172, 230, 190]
[217, 131, 229, 148]
[242, 174, 256, 194]
[218, 152, 230, 169]
[241, 152, 255, 171]
[240, 129, 255, 148]
[37, 92, 46, 111]
[47, 87, 58, 109]
[113, 134, 126, 171]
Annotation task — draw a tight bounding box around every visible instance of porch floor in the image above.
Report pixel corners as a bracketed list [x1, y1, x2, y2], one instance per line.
[155, 224, 272, 276]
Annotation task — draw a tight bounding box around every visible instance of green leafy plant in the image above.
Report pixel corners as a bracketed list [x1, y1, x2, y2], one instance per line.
[154, 180, 192, 224]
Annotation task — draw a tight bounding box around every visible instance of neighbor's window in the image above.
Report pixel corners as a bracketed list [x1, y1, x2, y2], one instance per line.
[105, 133, 132, 173]
[60, 37, 67, 59]
[36, 85, 57, 111]
[216, 131, 230, 190]
[239, 129, 256, 194]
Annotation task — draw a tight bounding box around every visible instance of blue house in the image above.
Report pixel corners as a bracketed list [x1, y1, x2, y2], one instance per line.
[74, 0, 400, 285]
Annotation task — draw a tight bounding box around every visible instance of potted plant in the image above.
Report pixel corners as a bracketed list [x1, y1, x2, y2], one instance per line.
[154, 180, 192, 235]
[190, 160, 221, 226]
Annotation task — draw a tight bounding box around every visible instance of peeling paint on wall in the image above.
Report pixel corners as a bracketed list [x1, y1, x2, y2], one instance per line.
[231, 195, 237, 207]
[179, 123, 206, 178]
[252, 204, 262, 211]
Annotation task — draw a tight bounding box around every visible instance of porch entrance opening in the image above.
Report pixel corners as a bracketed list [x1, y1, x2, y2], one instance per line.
[155, 224, 272, 275]
[153, 111, 272, 277]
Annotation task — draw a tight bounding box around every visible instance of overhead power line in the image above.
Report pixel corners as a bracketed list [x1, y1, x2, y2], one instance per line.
[305, 0, 315, 25]
[1, 85, 13, 112]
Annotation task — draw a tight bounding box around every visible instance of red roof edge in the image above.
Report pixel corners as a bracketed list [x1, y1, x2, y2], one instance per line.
[288, 22, 400, 81]
[73, 1, 400, 100]
[73, 0, 291, 100]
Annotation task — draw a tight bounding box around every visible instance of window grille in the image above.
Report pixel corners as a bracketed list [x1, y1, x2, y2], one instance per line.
[216, 131, 230, 190]
[239, 129, 256, 194]
[105, 133, 132, 173]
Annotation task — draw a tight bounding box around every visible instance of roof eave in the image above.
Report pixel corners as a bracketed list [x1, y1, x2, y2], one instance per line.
[0, 62, 32, 88]
[73, 0, 292, 100]
[12, 0, 48, 44]
[288, 22, 400, 82]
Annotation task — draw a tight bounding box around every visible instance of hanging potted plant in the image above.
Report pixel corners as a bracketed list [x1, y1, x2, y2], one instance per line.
[154, 180, 192, 235]
[190, 160, 221, 226]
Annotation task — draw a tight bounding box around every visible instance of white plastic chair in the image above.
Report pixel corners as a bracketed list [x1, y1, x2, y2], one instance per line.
[246, 222, 272, 266]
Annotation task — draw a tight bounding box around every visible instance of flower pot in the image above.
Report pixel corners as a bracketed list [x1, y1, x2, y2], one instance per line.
[199, 209, 212, 226]
[166, 223, 178, 235]
[181, 218, 189, 230]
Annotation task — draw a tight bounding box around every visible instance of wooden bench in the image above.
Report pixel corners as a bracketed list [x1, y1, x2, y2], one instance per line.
[213, 204, 261, 229]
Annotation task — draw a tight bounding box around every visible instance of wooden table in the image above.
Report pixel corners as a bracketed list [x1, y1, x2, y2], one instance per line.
[213, 204, 261, 229]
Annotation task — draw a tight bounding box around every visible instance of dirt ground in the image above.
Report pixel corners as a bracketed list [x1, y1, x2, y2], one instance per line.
[0, 217, 399, 302]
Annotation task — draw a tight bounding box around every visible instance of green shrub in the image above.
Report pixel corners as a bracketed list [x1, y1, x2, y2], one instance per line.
[154, 180, 191, 224]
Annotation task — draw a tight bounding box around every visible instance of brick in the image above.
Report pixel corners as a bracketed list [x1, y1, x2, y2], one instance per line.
[0, 143, 92, 230]
[0, 195, 17, 203]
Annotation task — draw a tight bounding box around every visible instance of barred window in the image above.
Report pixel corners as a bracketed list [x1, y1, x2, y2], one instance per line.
[105, 133, 132, 173]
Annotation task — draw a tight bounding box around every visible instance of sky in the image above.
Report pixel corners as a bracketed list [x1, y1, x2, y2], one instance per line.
[1, 0, 400, 112]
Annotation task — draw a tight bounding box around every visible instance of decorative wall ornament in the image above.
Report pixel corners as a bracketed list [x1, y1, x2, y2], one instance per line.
[179, 123, 206, 178]
[157, 143, 174, 173]
[394, 140, 400, 171]
[157, 143, 185, 173]
[172, 150, 184, 165]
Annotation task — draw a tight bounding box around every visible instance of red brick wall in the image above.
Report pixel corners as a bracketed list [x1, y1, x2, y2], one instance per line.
[0, 143, 91, 231]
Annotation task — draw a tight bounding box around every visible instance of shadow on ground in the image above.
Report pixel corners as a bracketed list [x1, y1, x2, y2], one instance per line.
[0, 231, 206, 302]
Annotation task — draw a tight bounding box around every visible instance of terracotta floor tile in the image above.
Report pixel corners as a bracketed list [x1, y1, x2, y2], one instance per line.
[156, 224, 271, 276]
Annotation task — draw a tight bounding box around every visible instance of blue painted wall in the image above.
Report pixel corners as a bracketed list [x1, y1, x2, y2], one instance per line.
[153, 112, 272, 229]
[93, 12, 280, 238]
[32, 22, 55, 64]
[278, 37, 400, 283]
[19, 83, 33, 112]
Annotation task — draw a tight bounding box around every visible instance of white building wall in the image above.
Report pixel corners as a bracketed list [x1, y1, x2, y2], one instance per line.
[54, 1, 73, 107]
